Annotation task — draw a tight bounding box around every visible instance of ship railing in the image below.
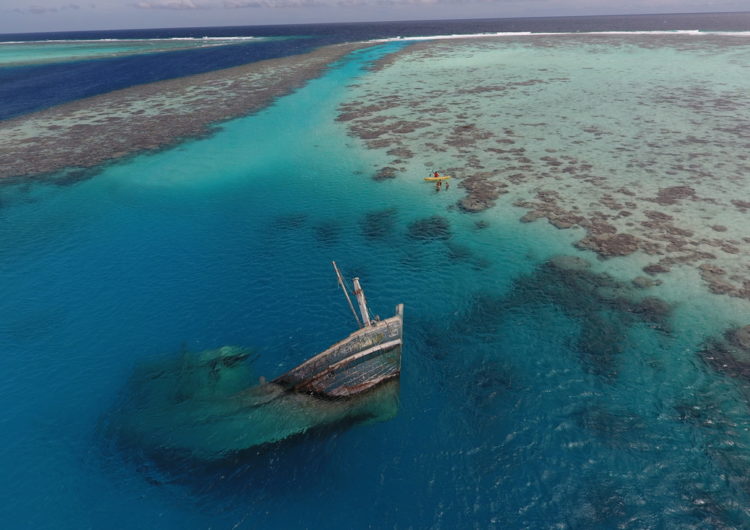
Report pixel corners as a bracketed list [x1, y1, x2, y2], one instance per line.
[274, 314, 402, 387]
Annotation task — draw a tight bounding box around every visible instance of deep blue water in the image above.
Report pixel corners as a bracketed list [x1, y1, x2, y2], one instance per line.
[3, 12, 750, 530]
[1, 12, 750, 119]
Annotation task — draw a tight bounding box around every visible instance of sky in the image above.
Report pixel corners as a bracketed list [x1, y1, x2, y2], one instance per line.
[0, 0, 747, 34]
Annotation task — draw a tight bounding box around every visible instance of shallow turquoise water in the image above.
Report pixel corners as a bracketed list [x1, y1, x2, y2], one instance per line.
[2, 41, 750, 528]
[0, 38, 264, 66]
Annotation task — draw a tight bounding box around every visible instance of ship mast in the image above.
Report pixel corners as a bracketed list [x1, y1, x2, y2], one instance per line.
[352, 277, 371, 327]
[332, 261, 362, 328]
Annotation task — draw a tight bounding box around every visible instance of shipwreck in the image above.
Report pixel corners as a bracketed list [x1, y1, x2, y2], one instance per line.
[109, 262, 403, 460]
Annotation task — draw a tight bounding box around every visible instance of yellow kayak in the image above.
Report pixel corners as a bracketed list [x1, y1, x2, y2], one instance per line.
[424, 175, 451, 181]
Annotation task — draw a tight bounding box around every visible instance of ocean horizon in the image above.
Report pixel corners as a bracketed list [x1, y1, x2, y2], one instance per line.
[2, 12, 750, 528]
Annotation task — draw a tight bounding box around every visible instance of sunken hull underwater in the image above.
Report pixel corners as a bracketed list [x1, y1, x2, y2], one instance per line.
[109, 304, 403, 460]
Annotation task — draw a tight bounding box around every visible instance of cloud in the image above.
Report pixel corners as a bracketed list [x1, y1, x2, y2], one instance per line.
[224, 0, 326, 7]
[12, 3, 82, 14]
[226, 0, 535, 7]
[370, 0, 534, 5]
[134, 0, 205, 8]
[375, 0, 440, 5]
[29, 5, 58, 13]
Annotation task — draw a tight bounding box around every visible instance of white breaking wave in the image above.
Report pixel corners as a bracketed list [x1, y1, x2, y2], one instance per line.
[369, 30, 750, 43]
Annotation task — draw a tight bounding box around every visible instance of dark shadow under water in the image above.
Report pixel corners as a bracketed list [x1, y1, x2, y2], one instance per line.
[97, 342, 401, 509]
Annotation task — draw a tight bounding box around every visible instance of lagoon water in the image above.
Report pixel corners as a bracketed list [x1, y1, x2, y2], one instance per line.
[3, 14, 750, 529]
[0, 37, 267, 67]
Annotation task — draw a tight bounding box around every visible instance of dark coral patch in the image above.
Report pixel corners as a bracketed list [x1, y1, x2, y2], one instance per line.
[360, 208, 398, 240]
[313, 220, 341, 246]
[575, 233, 641, 257]
[651, 185, 697, 205]
[699, 326, 750, 381]
[407, 215, 452, 241]
[373, 166, 399, 181]
[272, 213, 307, 230]
[500, 256, 673, 378]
